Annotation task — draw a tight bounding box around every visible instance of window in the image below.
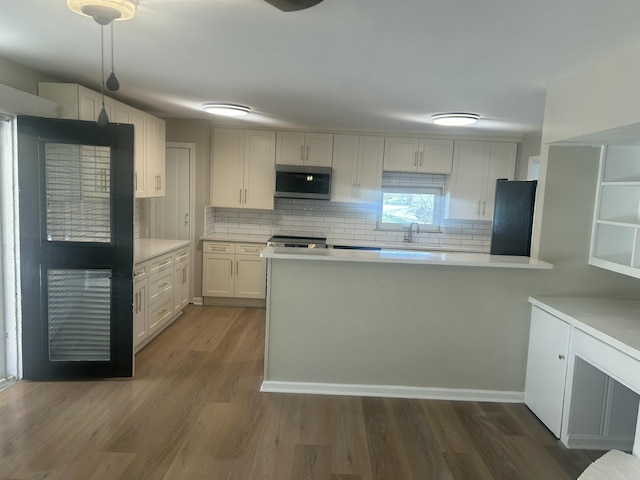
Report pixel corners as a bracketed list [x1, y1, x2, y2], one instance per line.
[378, 186, 443, 231]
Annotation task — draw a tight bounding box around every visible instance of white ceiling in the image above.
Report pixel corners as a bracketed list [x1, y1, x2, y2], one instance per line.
[3, 0, 640, 136]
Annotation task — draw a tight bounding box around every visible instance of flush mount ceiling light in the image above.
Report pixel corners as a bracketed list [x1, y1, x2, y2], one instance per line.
[432, 113, 480, 126]
[203, 103, 251, 117]
[67, 0, 138, 25]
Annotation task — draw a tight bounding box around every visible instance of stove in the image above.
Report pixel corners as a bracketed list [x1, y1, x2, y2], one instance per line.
[267, 235, 327, 248]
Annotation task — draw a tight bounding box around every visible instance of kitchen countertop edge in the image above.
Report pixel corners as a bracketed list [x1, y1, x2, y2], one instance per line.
[260, 246, 553, 270]
[135, 238, 191, 264]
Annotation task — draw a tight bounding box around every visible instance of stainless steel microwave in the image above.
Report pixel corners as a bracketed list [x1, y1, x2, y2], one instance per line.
[274, 165, 332, 200]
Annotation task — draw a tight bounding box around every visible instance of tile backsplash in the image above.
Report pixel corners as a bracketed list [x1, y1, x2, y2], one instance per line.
[205, 199, 492, 251]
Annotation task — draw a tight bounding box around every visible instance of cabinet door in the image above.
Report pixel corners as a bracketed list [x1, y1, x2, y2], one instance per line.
[134, 278, 148, 347]
[447, 141, 486, 220]
[524, 307, 571, 438]
[145, 115, 166, 198]
[202, 253, 234, 297]
[173, 262, 189, 313]
[356, 136, 384, 203]
[244, 130, 276, 209]
[211, 129, 244, 208]
[331, 134, 359, 202]
[383, 137, 420, 172]
[481, 142, 517, 220]
[305, 133, 333, 167]
[418, 139, 454, 174]
[131, 108, 147, 198]
[235, 255, 267, 299]
[154, 118, 166, 197]
[78, 85, 114, 122]
[276, 131, 305, 165]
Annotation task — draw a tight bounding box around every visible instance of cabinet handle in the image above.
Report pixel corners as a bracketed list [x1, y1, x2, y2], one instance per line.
[559, 354, 565, 360]
[414, 151, 418, 167]
[159, 282, 169, 288]
[300, 145, 305, 162]
[482, 201, 486, 216]
[236, 260, 239, 277]
[352, 183, 356, 198]
[419, 150, 424, 167]
[230, 260, 233, 277]
[159, 260, 171, 266]
[244, 188, 247, 204]
[239, 188, 242, 204]
[184, 214, 188, 226]
[305, 145, 309, 162]
[356, 183, 361, 198]
[477, 200, 481, 215]
[134, 172, 138, 192]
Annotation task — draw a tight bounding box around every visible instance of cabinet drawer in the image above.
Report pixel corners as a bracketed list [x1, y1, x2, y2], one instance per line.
[174, 247, 190, 264]
[148, 294, 173, 333]
[149, 270, 173, 304]
[204, 241, 235, 254]
[133, 261, 149, 281]
[236, 243, 264, 255]
[150, 253, 174, 274]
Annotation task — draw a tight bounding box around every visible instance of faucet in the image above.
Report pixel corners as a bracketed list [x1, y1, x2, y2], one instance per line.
[404, 222, 420, 243]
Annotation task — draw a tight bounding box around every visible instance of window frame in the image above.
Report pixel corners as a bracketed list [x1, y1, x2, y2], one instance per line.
[377, 185, 444, 232]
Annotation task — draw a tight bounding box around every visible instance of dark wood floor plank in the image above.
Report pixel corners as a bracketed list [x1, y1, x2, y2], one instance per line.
[0, 305, 610, 480]
[329, 396, 373, 477]
[422, 400, 476, 453]
[361, 397, 414, 480]
[390, 398, 455, 480]
[291, 444, 332, 480]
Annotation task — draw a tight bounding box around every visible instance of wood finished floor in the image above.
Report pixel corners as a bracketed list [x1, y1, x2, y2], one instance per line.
[0, 305, 604, 480]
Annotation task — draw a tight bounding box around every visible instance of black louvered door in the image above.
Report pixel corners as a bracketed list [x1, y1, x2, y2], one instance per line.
[17, 115, 134, 379]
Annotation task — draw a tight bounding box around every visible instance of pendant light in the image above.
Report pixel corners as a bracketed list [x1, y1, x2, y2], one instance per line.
[106, 22, 120, 91]
[67, 0, 137, 125]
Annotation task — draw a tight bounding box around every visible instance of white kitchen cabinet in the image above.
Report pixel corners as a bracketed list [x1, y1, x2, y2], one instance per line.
[332, 134, 384, 203]
[38, 82, 115, 122]
[173, 247, 190, 313]
[276, 131, 333, 167]
[524, 306, 571, 438]
[133, 261, 149, 346]
[446, 140, 516, 220]
[38, 82, 165, 199]
[114, 102, 147, 197]
[590, 145, 640, 279]
[202, 241, 266, 301]
[383, 137, 454, 174]
[145, 114, 166, 198]
[211, 128, 276, 210]
[134, 244, 190, 351]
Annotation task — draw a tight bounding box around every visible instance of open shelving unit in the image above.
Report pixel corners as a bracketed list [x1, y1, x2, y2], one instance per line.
[591, 145, 640, 277]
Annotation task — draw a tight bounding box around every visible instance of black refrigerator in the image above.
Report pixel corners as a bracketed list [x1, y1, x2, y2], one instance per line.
[490, 179, 537, 256]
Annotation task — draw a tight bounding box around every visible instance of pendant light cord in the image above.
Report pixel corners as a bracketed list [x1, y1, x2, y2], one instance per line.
[100, 24, 105, 107]
[110, 22, 115, 73]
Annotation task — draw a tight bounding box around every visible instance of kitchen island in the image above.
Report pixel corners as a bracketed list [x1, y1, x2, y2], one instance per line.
[260, 246, 552, 401]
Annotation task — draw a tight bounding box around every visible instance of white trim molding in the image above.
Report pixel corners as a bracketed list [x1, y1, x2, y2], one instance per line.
[260, 381, 524, 403]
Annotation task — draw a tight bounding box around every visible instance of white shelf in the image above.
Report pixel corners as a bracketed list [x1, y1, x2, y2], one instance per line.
[591, 145, 640, 278]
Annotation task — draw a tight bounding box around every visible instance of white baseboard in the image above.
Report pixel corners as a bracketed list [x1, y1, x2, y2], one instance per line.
[260, 380, 524, 403]
[192, 297, 204, 306]
[565, 433, 634, 451]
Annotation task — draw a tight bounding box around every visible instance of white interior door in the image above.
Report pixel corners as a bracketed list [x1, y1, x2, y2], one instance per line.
[155, 146, 191, 240]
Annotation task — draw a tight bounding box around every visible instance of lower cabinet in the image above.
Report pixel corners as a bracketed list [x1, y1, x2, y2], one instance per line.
[202, 241, 266, 303]
[134, 244, 190, 351]
[524, 306, 571, 438]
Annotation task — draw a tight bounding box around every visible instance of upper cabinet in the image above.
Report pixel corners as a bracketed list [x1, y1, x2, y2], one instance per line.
[38, 82, 166, 199]
[590, 145, 640, 279]
[383, 137, 454, 174]
[446, 141, 516, 221]
[276, 131, 333, 167]
[332, 134, 384, 203]
[211, 128, 276, 210]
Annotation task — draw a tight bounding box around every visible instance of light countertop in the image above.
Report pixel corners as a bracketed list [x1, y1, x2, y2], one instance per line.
[201, 234, 271, 244]
[529, 296, 640, 356]
[261, 246, 553, 269]
[135, 238, 191, 263]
